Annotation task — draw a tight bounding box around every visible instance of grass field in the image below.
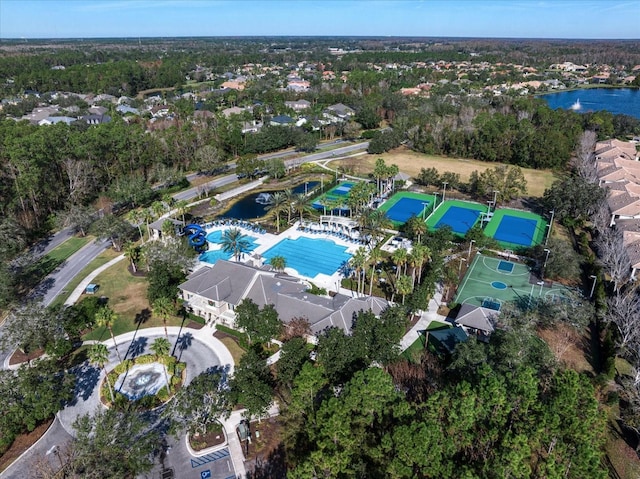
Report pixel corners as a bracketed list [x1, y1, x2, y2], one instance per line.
[49, 248, 120, 307]
[81, 259, 182, 341]
[332, 147, 557, 198]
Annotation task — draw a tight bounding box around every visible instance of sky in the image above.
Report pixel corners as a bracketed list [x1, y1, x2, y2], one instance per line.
[1, 0, 639, 40]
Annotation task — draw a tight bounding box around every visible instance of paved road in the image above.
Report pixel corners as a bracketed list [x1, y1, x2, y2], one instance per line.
[28, 239, 111, 307]
[175, 141, 369, 202]
[1, 328, 229, 479]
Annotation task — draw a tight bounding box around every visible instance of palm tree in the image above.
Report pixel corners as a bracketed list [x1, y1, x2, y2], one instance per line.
[150, 201, 165, 220]
[265, 192, 287, 232]
[88, 343, 115, 404]
[142, 208, 154, 241]
[411, 244, 431, 285]
[95, 306, 122, 362]
[269, 255, 287, 272]
[392, 247, 409, 279]
[282, 189, 294, 223]
[175, 199, 189, 224]
[292, 193, 313, 224]
[350, 247, 367, 295]
[123, 241, 140, 273]
[221, 227, 250, 262]
[152, 297, 175, 344]
[368, 247, 383, 296]
[396, 274, 414, 304]
[150, 337, 172, 392]
[127, 209, 145, 241]
[359, 208, 392, 248]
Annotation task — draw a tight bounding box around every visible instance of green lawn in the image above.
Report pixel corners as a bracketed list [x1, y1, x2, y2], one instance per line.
[401, 320, 451, 362]
[19, 236, 92, 294]
[49, 248, 120, 307]
[81, 259, 183, 341]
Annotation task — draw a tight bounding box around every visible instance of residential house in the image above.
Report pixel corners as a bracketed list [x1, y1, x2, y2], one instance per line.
[178, 260, 389, 337]
[324, 103, 355, 122]
[116, 105, 140, 115]
[270, 114, 294, 126]
[38, 116, 77, 126]
[284, 99, 311, 111]
[81, 114, 111, 125]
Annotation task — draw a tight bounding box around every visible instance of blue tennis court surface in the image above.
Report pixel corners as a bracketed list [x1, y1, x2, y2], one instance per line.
[497, 260, 514, 273]
[385, 197, 430, 223]
[435, 206, 482, 234]
[333, 182, 354, 195]
[493, 216, 537, 247]
[262, 237, 352, 277]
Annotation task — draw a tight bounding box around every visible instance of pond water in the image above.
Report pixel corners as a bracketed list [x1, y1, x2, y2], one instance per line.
[217, 181, 320, 220]
[539, 88, 640, 119]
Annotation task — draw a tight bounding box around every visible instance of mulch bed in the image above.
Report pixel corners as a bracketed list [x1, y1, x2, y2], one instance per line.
[213, 330, 241, 345]
[0, 419, 53, 473]
[9, 348, 44, 366]
[189, 425, 226, 452]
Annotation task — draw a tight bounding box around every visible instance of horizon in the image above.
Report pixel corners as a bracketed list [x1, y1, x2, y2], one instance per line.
[1, 0, 639, 40]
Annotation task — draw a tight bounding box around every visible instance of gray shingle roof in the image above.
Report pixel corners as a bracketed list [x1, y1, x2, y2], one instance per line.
[454, 304, 497, 333]
[179, 260, 389, 334]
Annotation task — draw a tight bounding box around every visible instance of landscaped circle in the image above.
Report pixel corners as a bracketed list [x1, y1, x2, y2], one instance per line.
[114, 363, 169, 401]
[491, 281, 508, 290]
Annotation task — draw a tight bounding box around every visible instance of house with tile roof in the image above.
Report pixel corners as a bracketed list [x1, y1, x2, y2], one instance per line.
[595, 139, 640, 278]
[179, 260, 388, 337]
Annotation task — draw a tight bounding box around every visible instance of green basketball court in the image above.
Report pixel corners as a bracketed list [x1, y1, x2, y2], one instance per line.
[454, 253, 572, 309]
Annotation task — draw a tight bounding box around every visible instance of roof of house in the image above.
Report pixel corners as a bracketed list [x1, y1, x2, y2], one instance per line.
[179, 260, 389, 335]
[326, 103, 355, 116]
[454, 303, 497, 333]
[271, 114, 294, 124]
[428, 327, 468, 353]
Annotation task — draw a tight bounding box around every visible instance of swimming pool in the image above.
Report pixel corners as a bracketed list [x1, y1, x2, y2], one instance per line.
[200, 230, 259, 264]
[262, 237, 352, 277]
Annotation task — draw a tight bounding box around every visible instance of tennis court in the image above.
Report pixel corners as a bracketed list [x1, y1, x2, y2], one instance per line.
[454, 253, 570, 308]
[378, 191, 437, 225]
[483, 209, 546, 249]
[312, 181, 356, 212]
[426, 200, 488, 235]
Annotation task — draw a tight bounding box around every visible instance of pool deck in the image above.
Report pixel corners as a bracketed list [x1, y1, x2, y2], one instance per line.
[199, 221, 362, 292]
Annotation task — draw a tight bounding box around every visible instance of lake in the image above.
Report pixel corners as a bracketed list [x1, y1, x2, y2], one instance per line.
[539, 88, 640, 119]
[217, 181, 320, 220]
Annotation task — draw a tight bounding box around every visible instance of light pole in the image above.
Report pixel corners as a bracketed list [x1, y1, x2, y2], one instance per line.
[459, 257, 467, 275]
[468, 239, 476, 260]
[321, 174, 324, 192]
[492, 190, 499, 210]
[305, 181, 308, 196]
[442, 181, 448, 203]
[589, 275, 597, 299]
[545, 209, 555, 246]
[421, 202, 428, 220]
[529, 282, 536, 307]
[432, 192, 439, 213]
[542, 248, 551, 279]
[538, 280, 545, 296]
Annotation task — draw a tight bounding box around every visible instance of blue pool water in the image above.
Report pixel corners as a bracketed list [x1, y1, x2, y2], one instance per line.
[493, 216, 537, 247]
[385, 197, 430, 223]
[435, 206, 482, 234]
[200, 230, 259, 264]
[200, 249, 232, 264]
[262, 237, 352, 277]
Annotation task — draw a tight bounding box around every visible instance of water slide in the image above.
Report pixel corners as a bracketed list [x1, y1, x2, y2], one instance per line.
[183, 224, 206, 248]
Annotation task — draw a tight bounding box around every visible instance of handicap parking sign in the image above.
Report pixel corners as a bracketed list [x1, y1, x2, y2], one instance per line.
[200, 470, 211, 479]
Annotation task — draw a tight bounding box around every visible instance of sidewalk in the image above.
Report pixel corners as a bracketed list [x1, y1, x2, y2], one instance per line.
[63, 254, 125, 306]
[400, 283, 449, 351]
